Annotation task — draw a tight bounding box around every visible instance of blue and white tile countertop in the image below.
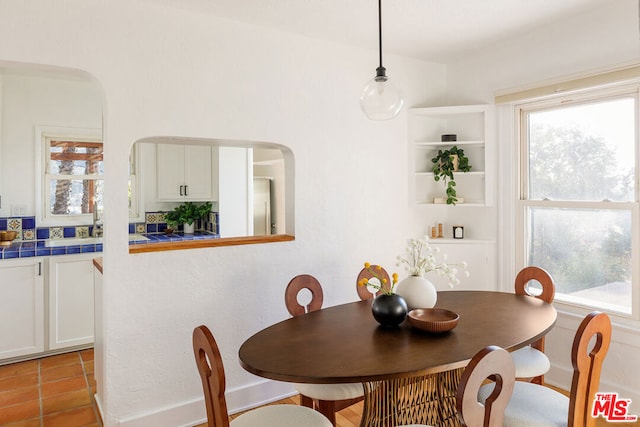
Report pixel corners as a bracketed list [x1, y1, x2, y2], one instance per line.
[0, 231, 220, 259]
[0, 214, 220, 259]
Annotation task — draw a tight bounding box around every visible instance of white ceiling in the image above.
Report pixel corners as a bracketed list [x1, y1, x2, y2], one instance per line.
[143, 0, 623, 62]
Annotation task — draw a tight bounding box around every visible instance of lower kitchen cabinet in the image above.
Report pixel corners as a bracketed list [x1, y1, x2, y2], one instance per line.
[48, 254, 95, 349]
[0, 258, 45, 360]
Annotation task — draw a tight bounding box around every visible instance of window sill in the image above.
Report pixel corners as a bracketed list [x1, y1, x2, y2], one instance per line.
[553, 305, 640, 344]
[553, 300, 639, 329]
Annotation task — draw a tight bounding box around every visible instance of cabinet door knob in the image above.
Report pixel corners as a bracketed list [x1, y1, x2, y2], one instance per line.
[184, 185, 188, 196]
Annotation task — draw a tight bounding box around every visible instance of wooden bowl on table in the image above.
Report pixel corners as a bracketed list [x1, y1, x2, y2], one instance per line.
[407, 308, 459, 333]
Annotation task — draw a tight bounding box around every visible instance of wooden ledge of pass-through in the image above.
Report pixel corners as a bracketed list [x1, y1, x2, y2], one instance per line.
[92, 257, 103, 274]
[128, 234, 295, 254]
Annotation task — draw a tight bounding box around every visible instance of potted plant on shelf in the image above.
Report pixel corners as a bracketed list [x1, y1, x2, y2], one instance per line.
[166, 201, 212, 234]
[431, 146, 471, 205]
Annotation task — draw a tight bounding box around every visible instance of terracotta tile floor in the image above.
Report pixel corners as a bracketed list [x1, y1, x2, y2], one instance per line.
[0, 349, 101, 427]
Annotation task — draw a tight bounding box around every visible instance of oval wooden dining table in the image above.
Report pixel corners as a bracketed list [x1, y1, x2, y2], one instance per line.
[239, 291, 557, 427]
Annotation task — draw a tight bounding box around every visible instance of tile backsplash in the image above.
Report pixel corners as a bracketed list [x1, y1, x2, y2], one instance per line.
[0, 216, 98, 242]
[1, 210, 219, 241]
[129, 210, 219, 235]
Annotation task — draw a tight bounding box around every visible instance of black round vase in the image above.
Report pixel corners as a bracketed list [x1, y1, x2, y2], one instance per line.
[371, 294, 408, 327]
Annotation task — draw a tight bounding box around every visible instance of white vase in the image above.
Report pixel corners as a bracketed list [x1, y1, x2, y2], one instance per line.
[183, 223, 195, 234]
[395, 275, 437, 310]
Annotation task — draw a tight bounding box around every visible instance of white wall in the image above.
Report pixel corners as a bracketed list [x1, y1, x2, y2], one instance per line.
[446, 0, 640, 104]
[0, 1, 446, 425]
[0, 72, 102, 217]
[446, 0, 640, 413]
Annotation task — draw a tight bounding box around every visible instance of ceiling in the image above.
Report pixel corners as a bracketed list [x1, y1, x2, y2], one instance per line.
[143, 0, 622, 62]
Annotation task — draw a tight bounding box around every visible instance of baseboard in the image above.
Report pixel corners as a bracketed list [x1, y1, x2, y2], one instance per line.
[114, 379, 296, 427]
[94, 393, 104, 423]
[226, 379, 297, 414]
[114, 397, 206, 427]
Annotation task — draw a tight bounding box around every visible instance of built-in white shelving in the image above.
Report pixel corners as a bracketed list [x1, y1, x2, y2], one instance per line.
[409, 105, 494, 207]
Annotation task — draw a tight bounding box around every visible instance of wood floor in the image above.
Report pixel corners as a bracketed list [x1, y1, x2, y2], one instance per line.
[195, 395, 364, 427]
[198, 392, 640, 427]
[2, 351, 636, 427]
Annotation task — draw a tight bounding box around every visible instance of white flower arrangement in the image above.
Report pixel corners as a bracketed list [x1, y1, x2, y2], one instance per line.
[396, 236, 469, 287]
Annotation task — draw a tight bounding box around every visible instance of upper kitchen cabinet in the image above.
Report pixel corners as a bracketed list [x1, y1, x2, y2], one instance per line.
[408, 105, 494, 207]
[156, 143, 216, 201]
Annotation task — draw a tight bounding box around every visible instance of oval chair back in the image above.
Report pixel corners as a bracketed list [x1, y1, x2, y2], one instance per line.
[569, 311, 612, 426]
[456, 346, 515, 427]
[513, 266, 555, 384]
[285, 274, 324, 316]
[193, 325, 231, 427]
[356, 265, 391, 300]
[514, 266, 555, 303]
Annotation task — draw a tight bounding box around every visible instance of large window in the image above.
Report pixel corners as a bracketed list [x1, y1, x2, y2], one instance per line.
[518, 87, 637, 316]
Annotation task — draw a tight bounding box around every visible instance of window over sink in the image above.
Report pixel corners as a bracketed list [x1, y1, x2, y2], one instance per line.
[36, 126, 104, 226]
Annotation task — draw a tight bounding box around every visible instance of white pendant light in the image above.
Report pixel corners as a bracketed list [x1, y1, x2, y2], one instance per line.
[360, 0, 403, 120]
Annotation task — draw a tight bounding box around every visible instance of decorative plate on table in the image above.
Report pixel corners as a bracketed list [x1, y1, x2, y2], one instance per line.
[407, 308, 459, 333]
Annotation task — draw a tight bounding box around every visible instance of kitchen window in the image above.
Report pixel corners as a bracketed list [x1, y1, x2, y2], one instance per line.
[37, 127, 103, 225]
[517, 85, 638, 317]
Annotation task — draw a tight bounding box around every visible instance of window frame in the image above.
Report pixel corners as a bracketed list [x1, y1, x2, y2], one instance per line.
[35, 126, 103, 227]
[515, 84, 640, 321]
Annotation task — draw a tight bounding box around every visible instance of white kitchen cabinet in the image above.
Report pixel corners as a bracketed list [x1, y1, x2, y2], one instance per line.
[408, 105, 494, 206]
[0, 258, 45, 359]
[48, 254, 95, 350]
[156, 143, 214, 201]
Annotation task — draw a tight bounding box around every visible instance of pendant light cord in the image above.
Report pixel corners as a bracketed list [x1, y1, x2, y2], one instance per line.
[378, 0, 383, 68]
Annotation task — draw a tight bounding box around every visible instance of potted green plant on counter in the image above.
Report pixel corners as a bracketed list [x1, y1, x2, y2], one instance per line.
[164, 216, 179, 234]
[166, 201, 212, 234]
[431, 146, 471, 205]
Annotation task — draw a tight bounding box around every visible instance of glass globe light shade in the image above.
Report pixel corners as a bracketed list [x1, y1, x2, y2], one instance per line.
[360, 74, 404, 121]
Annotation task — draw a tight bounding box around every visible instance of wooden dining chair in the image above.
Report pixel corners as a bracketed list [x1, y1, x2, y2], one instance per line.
[284, 274, 324, 316]
[399, 346, 515, 427]
[455, 346, 515, 427]
[285, 275, 365, 426]
[512, 266, 555, 385]
[356, 264, 391, 300]
[479, 311, 612, 427]
[192, 325, 332, 427]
